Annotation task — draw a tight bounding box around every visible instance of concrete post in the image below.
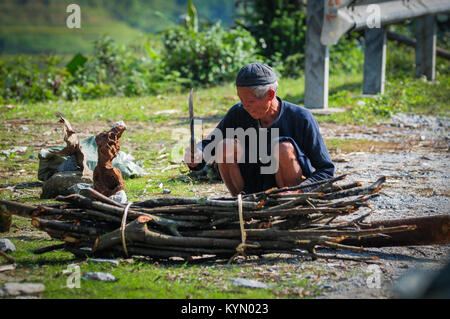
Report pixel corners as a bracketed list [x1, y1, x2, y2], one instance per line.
[415, 16, 436, 81]
[363, 27, 387, 95]
[305, 0, 329, 109]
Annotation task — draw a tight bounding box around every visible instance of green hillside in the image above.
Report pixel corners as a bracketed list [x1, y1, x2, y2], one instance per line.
[0, 0, 236, 55]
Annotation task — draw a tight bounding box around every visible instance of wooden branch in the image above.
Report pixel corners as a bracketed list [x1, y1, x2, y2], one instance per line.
[321, 177, 386, 200]
[182, 225, 414, 240]
[32, 217, 104, 237]
[0, 199, 38, 218]
[33, 243, 67, 254]
[135, 197, 258, 210]
[0, 250, 16, 263]
[243, 174, 348, 199]
[84, 187, 125, 208]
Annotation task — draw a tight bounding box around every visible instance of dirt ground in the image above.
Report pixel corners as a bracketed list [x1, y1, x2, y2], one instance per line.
[299, 114, 449, 298]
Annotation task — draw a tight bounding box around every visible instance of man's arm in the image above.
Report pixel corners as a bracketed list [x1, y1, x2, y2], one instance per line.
[185, 104, 241, 171]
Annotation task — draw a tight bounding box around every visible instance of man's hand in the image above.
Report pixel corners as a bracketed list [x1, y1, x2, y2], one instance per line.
[184, 146, 203, 168]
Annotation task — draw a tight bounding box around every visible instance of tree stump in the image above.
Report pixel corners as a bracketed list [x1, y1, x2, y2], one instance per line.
[93, 123, 126, 197]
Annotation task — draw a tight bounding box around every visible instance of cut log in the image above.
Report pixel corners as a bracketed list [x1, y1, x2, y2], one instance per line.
[342, 215, 450, 247]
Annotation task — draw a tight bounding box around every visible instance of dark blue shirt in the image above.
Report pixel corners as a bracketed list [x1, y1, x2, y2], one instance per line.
[196, 98, 335, 193]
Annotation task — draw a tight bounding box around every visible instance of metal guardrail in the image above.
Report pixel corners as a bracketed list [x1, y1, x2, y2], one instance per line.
[321, 0, 450, 45]
[304, 0, 450, 109]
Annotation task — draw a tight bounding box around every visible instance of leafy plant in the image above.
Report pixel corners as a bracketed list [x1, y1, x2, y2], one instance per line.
[329, 32, 364, 76]
[162, 22, 259, 86]
[236, 0, 307, 62]
[0, 55, 71, 103]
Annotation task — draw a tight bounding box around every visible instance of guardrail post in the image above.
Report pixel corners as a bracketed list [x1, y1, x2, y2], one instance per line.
[305, 0, 329, 109]
[415, 15, 436, 81]
[363, 27, 387, 95]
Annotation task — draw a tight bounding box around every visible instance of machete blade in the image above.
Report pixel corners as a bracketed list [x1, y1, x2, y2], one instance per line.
[189, 88, 195, 161]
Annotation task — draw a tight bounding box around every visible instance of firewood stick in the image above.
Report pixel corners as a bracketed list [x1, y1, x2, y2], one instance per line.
[209, 206, 357, 220]
[110, 246, 194, 259]
[321, 177, 386, 200]
[56, 194, 203, 231]
[243, 174, 348, 199]
[84, 187, 126, 208]
[134, 197, 259, 210]
[94, 216, 248, 251]
[264, 195, 326, 211]
[140, 244, 236, 255]
[0, 199, 38, 218]
[33, 243, 67, 254]
[158, 214, 211, 221]
[181, 225, 414, 239]
[312, 194, 378, 208]
[268, 192, 325, 199]
[84, 210, 122, 223]
[32, 217, 104, 236]
[321, 181, 363, 194]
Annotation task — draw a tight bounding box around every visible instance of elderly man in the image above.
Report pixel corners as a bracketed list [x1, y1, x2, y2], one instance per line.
[185, 63, 334, 196]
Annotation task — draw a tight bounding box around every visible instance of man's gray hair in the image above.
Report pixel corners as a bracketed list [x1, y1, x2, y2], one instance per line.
[250, 81, 278, 99]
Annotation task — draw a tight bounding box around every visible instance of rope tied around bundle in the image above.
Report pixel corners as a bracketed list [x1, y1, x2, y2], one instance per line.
[120, 202, 133, 257]
[228, 194, 260, 264]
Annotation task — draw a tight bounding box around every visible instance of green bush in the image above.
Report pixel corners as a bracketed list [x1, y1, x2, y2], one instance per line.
[162, 22, 260, 86]
[236, 0, 306, 63]
[0, 55, 71, 103]
[71, 36, 156, 99]
[329, 33, 364, 76]
[70, 35, 186, 99]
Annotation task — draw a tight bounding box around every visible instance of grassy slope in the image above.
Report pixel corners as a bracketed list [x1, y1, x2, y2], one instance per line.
[0, 0, 236, 55]
[0, 1, 143, 55]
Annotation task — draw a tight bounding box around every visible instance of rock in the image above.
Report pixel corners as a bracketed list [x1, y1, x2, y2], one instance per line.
[0, 146, 27, 156]
[109, 190, 127, 204]
[67, 183, 93, 195]
[0, 238, 15, 252]
[163, 189, 171, 194]
[57, 155, 80, 172]
[230, 278, 272, 289]
[89, 258, 119, 266]
[112, 120, 127, 129]
[1, 283, 45, 297]
[0, 264, 16, 273]
[318, 285, 334, 290]
[82, 272, 117, 282]
[41, 171, 93, 199]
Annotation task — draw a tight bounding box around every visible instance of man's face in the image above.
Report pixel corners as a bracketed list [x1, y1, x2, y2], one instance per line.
[237, 86, 270, 120]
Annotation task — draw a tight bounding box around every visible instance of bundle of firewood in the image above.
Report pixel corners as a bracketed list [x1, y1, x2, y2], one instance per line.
[0, 175, 429, 261]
